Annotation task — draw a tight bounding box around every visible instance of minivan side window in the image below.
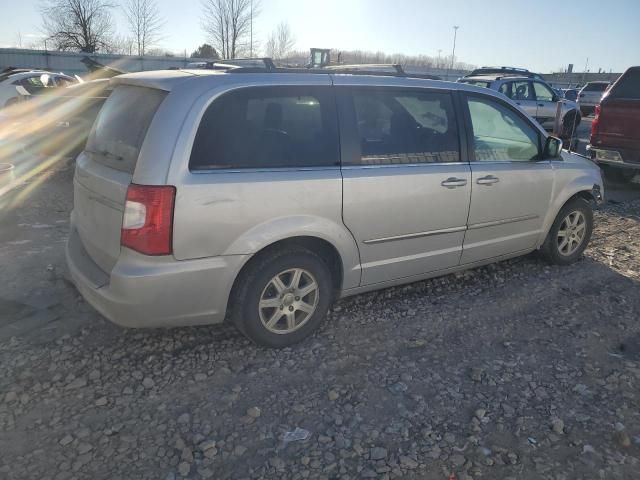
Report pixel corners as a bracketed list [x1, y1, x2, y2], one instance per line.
[466, 96, 540, 162]
[346, 89, 460, 165]
[190, 86, 339, 170]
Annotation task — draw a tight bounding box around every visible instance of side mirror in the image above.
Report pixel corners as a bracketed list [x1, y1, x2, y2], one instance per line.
[552, 93, 559, 102]
[544, 136, 562, 159]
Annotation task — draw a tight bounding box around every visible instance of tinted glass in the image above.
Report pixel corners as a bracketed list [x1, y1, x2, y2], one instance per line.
[467, 97, 539, 162]
[511, 81, 534, 101]
[563, 90, 578, 101]
[86, 85, 166, 173]
[190, 86, 339, 170]
[609, 69, 640, 99]
[533, 82, 554, 102]
[583, 82, 609, 92]
[350, 89, 459, 165]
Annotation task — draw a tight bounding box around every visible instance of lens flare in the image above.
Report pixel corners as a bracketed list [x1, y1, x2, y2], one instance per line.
[0, 78, 111, 212]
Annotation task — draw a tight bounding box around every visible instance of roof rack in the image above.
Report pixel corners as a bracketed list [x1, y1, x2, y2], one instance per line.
[325, 63, 405, 74]
[201, 59, 443, 80]
[466, 66, 542, 79]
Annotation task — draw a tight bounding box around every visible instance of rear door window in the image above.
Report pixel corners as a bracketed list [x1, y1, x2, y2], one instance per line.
[511, 81, 534, 101]
[190, 86, 339, 170]
[608, 69, 640, 99]
[86, 85, 166, 173]
[344, 88, 460, 165]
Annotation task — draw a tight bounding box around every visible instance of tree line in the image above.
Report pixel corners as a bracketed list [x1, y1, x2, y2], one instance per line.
[38, 0, 473, 70]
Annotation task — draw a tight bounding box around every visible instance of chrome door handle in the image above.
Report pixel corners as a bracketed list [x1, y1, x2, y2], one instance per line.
[476, 175, 500, 185]
[441, 177, 467, 188]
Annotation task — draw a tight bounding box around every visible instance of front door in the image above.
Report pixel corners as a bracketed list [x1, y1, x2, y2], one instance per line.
[336, 84, 471, 285]
[461, 94, 554, 264]
[532, 81, 558, 128]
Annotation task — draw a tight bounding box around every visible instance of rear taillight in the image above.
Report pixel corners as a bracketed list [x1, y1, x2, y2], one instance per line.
[591, 104, 601, 137]
[121, 184, 176, 255]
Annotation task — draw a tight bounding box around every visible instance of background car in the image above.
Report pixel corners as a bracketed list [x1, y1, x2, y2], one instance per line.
[458, 74, 581, 137]
[0, 68, 78, 109]
[578, 81, 610, 116]
[588, 66, 640, 183]
[7, 79, 112, 158]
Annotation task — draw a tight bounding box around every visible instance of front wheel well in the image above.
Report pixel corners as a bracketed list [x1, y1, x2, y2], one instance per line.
[226, 236, 344, 320]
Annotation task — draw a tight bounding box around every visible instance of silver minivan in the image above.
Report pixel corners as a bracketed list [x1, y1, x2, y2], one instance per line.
[66, 68, 603, 347]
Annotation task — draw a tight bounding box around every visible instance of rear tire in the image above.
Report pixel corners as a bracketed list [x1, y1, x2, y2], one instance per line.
[541, 198, 593, 265]
[230, 247, 333, 348]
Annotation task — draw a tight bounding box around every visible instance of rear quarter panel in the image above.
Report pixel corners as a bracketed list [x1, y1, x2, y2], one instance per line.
[166, 77, 362, 290]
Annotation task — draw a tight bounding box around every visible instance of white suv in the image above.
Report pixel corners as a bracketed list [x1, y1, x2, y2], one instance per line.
[458, 75, 581, 137]
[578, 81, 610, 116]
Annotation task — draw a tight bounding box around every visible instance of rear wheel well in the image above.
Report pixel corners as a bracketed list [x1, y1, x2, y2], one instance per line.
[226, 236, 343, 320]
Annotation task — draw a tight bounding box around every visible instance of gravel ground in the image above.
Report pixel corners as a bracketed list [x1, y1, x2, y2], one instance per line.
[1, 158, 640, 480]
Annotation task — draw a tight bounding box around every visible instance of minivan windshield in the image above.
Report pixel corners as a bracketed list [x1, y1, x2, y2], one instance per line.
[86, 85, 166, 173]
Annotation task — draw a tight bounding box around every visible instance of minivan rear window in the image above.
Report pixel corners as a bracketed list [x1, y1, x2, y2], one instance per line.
[86, 85, 166, 173]
[608, 69, 640, 100]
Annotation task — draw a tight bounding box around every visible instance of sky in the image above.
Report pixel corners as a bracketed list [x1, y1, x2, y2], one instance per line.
[1, 0, 639, 73]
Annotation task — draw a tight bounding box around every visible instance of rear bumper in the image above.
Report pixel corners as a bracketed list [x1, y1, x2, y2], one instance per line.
[587, 145, 640, 169]
[66, 226, 248, 328]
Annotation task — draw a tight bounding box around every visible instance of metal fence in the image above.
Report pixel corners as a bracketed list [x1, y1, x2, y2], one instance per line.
[0, 48, 206, 77]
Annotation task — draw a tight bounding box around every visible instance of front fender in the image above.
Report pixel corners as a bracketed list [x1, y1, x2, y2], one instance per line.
[223, 215, 362, 289]
[537, 166, 603, 246]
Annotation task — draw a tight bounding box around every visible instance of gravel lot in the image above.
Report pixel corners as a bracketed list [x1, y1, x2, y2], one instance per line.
[1, 152, 640, 479]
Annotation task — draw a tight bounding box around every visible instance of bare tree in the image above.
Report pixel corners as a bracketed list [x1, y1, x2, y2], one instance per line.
[40, 0, 115, 53]
[123, 0, 164, 56]
[201, 0, 257, 59]
[265, 22, 294, 60]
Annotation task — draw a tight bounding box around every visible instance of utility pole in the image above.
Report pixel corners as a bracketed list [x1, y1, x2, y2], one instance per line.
[437, 49, 442, 68]
[448, 26, 459, 80]
[250, 0, 253, 57]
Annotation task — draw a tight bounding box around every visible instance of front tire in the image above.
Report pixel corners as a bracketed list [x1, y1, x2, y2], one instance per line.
[230, 247, 333, 348]
[541, 198, 594, 265]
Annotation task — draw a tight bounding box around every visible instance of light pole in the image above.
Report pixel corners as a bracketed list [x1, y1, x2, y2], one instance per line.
[437, 49, 442, 69]
[250, 0, 253, 58]
[449, 26, 459, 79]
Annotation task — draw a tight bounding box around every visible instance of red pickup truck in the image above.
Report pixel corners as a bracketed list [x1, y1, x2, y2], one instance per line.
[588, 66, 640, 182]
